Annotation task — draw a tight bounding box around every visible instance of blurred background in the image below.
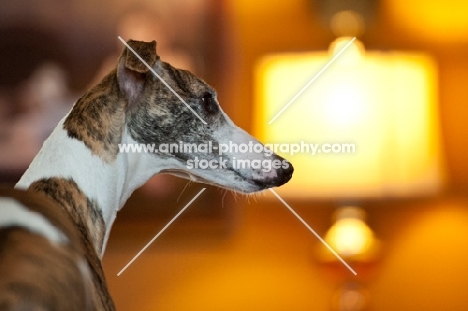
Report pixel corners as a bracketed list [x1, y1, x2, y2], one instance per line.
[1, 0, 468, 310]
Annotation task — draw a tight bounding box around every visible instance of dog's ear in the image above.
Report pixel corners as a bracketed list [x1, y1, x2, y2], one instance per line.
[123, 40, 158, 73]
[117, 40, 159, 106]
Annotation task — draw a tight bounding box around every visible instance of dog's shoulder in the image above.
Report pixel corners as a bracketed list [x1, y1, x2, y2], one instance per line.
[0, 186, 94, 310]
[0, 186, 81, 247]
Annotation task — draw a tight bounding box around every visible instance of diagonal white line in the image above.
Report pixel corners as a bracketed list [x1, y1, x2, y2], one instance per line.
[268, 37, 356, 124]
[268, 188, 357, 275]
[118, 36, 207, 125]
[117, 188, 206, 276]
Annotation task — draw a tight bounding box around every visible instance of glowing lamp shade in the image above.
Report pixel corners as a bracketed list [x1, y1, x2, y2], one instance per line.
[254, 38, 441, 198]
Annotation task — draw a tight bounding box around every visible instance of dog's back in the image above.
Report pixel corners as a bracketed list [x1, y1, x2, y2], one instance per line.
[0, 187, 94, 310]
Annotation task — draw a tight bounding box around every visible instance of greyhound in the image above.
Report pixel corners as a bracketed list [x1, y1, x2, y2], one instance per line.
[0, 39, 293, 310]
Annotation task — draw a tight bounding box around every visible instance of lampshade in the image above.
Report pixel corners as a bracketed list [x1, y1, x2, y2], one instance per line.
[254, 38, 442, 198]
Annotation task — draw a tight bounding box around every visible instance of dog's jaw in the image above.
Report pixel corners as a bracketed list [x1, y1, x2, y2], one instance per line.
[160, 169, 268, 193]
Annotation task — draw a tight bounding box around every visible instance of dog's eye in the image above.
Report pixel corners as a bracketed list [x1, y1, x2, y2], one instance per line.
[201, 92, 218, 114]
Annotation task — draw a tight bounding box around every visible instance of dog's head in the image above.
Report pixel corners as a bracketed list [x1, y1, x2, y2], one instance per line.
[67, 40, 293, 193]
[118, 40, 294, 193]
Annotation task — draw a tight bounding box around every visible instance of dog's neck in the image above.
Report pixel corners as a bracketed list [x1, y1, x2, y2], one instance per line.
[16, 116, 164, 258]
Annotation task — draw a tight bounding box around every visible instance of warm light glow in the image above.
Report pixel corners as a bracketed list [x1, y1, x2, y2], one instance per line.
[324, 207, 375, 257]
[329, 36, 364, 66]
[386, 0, 468, 42]
[254, 38, 441, 198]
[330, 10, 365, 37]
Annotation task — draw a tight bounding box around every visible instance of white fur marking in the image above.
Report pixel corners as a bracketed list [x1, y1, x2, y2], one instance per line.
[0, 197, 68, 244]
[15, 115, 178, 255]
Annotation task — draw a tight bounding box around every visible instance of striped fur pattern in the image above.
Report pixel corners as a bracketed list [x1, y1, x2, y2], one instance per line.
[28, 178, 115, 310]
[63, 70, 125, 164]
[29, 178, 106, 255]
[0, 186, 96, 310]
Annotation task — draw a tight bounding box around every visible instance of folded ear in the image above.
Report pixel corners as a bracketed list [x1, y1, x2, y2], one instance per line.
[117, 40, 159, 106]
[123, 40, 158, 73]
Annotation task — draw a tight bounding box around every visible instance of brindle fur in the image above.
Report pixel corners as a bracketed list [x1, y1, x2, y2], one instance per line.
[63, 71, 126, 164]
[0, 187, 95, 310]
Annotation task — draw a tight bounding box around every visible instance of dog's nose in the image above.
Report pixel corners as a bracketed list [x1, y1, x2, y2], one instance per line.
[278, 161, 294, 185]
[252, 160, 294, 189]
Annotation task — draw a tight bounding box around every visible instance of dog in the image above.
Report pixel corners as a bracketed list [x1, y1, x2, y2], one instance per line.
[0, 39, 293, 310]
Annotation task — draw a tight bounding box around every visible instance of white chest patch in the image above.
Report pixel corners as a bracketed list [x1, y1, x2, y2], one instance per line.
[0, 197, 68, 244]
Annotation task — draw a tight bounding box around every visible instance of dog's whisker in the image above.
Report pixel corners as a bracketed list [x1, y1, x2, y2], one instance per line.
[177, 180, 192, 203]
[221, 189, 228, 208]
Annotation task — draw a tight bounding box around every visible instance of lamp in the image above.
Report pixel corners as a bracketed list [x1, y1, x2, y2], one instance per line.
[321, 206, 379, 262]
[254, 34, 442, 309]
[254, 3, 442, 308]
[254, 37, 442, 199]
